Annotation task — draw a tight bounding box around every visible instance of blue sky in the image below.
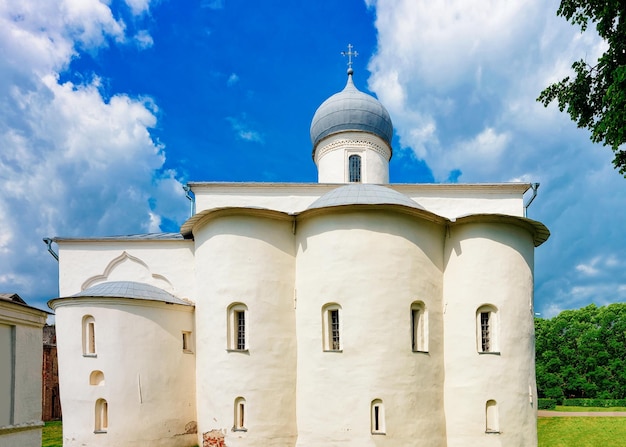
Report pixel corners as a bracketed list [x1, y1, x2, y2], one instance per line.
[1, 0, 624, 317]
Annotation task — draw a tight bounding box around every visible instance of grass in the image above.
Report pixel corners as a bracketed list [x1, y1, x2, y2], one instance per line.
[42, 420, 63, 447]
[43, 415, 626, 447]
[554, 405, 626, 412]
[538, 417, 626, 447]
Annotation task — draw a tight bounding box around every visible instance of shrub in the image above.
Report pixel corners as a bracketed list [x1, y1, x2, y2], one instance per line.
[538, 398, 556, 410]
[562, 398, 626, 407]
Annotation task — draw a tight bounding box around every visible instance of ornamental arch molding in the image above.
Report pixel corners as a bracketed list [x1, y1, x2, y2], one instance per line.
[81, 251, 174, 293]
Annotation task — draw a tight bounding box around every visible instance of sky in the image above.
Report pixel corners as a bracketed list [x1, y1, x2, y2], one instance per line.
[0, 0, 624, 318]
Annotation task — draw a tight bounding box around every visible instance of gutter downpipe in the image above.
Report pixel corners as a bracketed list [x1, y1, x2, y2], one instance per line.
[524, 183, 540, 217]
[183, 185, 195, 217]
[43, 238, 59, 261]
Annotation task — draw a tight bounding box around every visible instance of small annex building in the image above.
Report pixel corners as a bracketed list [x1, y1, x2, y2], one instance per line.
[0, 293, 48, 447]
[49, 64, 549, 447]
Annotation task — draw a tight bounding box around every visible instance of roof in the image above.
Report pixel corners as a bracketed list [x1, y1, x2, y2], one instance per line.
[53, 232, 185, 242]
[310, 73, 393, 150]
[0, 293, 27, 304]
[307, 183, 425, 211]
[52, 281, 192, 306]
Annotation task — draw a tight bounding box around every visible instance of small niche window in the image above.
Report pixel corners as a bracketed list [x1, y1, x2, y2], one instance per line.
[410, 301, 428, 352]
[94, 398, 108, 433]
[89, 370, 105, 386]
[322, 303, 342, 351]
[348, 154, 362, 182]
[182, 331, 193, 353]
[82, 315, 96, 356]
[371, 399, 386, 434]
[485, 400, 499, 433]
[227, 303, 248, 351]
[476, 305, 499, 353]
[233, 397, 247, 431]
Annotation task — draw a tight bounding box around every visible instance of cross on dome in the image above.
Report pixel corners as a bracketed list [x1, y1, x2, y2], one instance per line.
[341, 44, 358, 74]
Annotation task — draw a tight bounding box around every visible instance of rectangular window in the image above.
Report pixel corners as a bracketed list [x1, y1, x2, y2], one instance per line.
[182, 331, 192, 353]
[374, 406, 380, 431]
[481, 312, 490, 352]
[236, 311, 246, 350]
[88, 322, 96, 354]
[330, 309, 340, 350]
[411, 309, 419, 351]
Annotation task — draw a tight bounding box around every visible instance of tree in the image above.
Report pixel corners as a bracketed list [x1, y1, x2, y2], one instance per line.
[537, 0, 626, 176]
[535, 303, 626, 401]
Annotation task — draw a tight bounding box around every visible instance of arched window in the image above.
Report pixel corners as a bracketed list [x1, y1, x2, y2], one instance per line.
[322, 303, 342, 351]
[348, 154, 362, 182]
[89, 370, 105, 386]
[233, 397, 247, 431]
[410, 301, 428, 352]
[371, 399, 385, 434]
[476, 305, 499, 353]
[94, 398, 108, 433]
[82, 315, 96, 356]
[485, 400, 499, 433]
[227, 303, 248, 351]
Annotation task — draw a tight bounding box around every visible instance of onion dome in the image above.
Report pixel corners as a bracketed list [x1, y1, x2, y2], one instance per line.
[310, 69, 393, 150]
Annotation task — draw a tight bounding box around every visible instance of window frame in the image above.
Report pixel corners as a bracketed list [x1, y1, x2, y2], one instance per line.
[476, 305, 499, 354]
[182, 331, 193, 353]
[94, 398, 108, 433]
[371, 399, 386, 435]
[227, 303, 248, 352]
[322, 303, 342, 352]
[410, 301, 428, 353]
[485, 399, 500, 433]
[233, 396, 247, 432]
[82, 315, 97, 357]
[348, 154, 362, 183]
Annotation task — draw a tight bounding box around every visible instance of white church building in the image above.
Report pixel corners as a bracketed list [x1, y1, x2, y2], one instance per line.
[49, 61, 549, 447]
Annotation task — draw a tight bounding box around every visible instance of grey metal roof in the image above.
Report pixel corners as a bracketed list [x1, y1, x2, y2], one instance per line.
[68, 281, 192, 306]
[307, 184, 425, 211]
[310, 74, 393, 149]
[53, 232, 184, 242]
[0, 293, 26, 304]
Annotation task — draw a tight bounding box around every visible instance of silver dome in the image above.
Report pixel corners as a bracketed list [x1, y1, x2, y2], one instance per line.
[307, 184, 424, 211]
[310, 74, 393, 149]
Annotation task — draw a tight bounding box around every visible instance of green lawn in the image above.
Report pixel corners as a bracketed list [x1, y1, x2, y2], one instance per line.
[42, 420, 63, 447]
[44, 416, 625, 447]
[554, 405, 626, 412]
[538, 417, 626, 447]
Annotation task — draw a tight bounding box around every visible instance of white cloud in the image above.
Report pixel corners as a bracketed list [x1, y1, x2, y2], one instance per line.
[226, 116, 264, 143]
[134, 30, 154, 49]
[0, 0, 185, 306]
[125, 0, 152, 16]
[368, 0, 626, 315]
[227, 73, 239, 87]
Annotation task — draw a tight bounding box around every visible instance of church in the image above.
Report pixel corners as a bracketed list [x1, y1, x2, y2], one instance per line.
[49, 54, 549, 447]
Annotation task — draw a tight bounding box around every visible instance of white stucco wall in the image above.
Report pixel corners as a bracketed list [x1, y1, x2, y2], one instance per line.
[56, 240, 195, 301]
[314, 132, 391, 184]
[442, 222, 537, 447]
[294, 210, 447, 446]
[0, 301, 47, 447]
[193, 213, 297, 447]
[190, 183, 529, 219]
[52, 300, 196, 447]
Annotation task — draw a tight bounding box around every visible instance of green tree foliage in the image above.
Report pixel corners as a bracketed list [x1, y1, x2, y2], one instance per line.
[535, 303, 626, 401]
[537, 0, 626, 176]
